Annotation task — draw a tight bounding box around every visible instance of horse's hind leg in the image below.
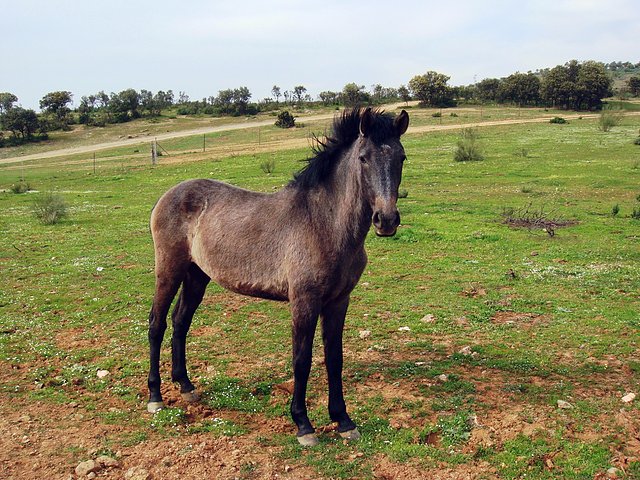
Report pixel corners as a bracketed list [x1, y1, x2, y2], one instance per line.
[147, 266, 185, 413]
[171, 263, 210, 402]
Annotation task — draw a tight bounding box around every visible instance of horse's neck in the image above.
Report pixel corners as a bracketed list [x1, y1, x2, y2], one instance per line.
[318, 151, 372, 248]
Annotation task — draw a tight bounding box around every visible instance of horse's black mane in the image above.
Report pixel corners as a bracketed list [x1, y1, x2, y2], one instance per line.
[290, 108, 397, 189]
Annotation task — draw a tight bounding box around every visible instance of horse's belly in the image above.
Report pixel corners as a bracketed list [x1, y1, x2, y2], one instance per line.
[191, 245, 289, 302]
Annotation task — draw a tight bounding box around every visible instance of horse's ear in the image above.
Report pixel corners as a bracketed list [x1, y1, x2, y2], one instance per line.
[359, 107, 374, 137]
[394, 110, 409, 136]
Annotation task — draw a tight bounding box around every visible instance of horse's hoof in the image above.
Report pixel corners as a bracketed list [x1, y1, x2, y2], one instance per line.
[181, 389, 200, 403]
[339, 428, 361, 441]
[297, 433, 320, 447]
[147, 401, 164, 414]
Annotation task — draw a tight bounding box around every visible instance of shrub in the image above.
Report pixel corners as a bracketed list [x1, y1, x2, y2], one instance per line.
[260, 158, 275, 174]
[611, 203, 620, 217]
[599, 107, 624, 132]
[398, 188, 409, 198]
[549, 117, 567, 124]
[32, 193, 68, 225]
[631, 207, 640, 220]
[454, 128, 484, 162]
[275, 111, 295, 128]
[10, 181, 31, 194]
[633, 136, 640, 145]
[432, 112, 442, 118]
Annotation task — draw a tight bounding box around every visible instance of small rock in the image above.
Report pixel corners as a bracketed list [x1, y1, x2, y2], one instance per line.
[96, 370, 110, 379]
[358, 329, 371, 339]
[459, 346, 473, 356]
[284, 465, 292, 473]
[420, 314, 435, 323]
[398, 326, 411, 332]
[557, 400, 573, 409]
[607, 467, 620, 478]
[415, 361, 427, 366]
[436, 374, 448, 382]
[621, 392, 636, 403]
[161, 456, 172, 467]
[96, 455, 119, 468]
[124, 467, 150, 480]
[75, 459, 98, 477]
[87, 473, 96, 480]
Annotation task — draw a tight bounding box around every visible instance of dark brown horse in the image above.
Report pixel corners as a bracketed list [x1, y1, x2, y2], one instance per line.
[147, 107, 409, 446]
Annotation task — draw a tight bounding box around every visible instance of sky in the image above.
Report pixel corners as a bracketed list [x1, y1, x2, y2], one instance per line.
[2, 0, 639, 111]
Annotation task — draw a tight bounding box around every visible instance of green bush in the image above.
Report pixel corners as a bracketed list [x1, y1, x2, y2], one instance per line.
[549, 117, 567, 124]
[633, 136, 640, 145]
[454, 128, 484, 162]
[598, 107, 624, 132]
[260, 158, 276, 174]
[611, 203, 620, 217]
[32, 193, 68, 225]
[275, 111, 295, 128]
[10, 181, 31, 194]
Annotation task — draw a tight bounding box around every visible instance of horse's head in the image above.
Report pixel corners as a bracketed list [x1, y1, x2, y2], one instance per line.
[357, 108, 409, 237]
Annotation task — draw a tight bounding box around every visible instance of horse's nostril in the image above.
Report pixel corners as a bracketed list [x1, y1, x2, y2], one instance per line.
[372, 211, 381, 227]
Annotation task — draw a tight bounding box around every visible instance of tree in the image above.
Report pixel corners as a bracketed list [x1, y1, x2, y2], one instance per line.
[2, 107, 39, 139]
[342, 83, 369, 107]
[629, 76, 640, 96]
[475, 78, 501, 102]
[0, 92, 18, 115]
[271, 85, 281, 105]
[408, 71, 455, 107]
[232, 87, 251, 115]
[541, 64, 575, 109]
[40, 91, 73, 128]
[498, 72, 541, 106]
[576, 61, 612, 110]
[109, 89, 141, 121]
[398, 85, 411, 105]
[318, 91, 340, 106]
[541, 60, 611, 110]
[292, 85, 307, 105]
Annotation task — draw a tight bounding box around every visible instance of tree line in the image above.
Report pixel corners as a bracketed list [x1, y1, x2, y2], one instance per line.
[2, 59, 639, 148]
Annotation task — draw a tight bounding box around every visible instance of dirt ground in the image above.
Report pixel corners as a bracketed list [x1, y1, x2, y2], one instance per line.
[2, 334, 638, 480]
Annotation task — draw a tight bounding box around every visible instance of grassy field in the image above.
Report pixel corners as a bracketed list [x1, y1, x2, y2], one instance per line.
[1, 108, 639, 479]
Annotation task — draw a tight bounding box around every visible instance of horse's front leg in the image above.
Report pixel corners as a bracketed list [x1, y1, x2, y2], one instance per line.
[321, 296, 359, 440]
[290, 296, 320, 446]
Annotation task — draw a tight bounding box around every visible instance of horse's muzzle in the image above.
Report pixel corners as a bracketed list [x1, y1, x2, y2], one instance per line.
[372, 209, 400, 237]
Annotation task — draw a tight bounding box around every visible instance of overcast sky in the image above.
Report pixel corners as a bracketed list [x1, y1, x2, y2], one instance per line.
[2, 0, 638, 110]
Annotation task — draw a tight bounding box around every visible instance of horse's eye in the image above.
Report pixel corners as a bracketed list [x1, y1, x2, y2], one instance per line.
[359, 155, 367, 164]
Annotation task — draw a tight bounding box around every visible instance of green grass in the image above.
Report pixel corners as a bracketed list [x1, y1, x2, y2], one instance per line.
[1, 108, 639, 478]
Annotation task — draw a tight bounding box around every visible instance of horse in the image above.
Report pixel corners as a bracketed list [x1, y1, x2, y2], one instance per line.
[147, 107, 409, 446]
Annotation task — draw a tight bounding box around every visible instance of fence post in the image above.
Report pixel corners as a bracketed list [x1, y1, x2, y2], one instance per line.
[152, 139, 157, 165]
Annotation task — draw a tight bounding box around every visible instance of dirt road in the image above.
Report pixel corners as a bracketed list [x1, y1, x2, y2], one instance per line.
[2, 110, 636, 166]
